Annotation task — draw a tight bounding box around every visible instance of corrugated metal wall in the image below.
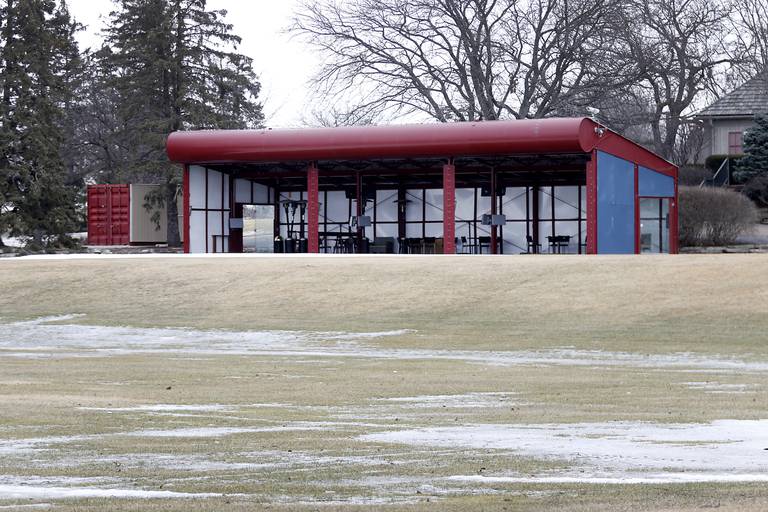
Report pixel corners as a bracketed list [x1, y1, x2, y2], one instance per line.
[87, 185, 130, 245]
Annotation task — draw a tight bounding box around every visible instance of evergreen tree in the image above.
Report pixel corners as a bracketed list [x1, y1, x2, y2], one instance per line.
[98, 0, 264, 245]
[736, 113, 768, 207]
[736, 114, 768, 182]
[0, 0, 82, 247]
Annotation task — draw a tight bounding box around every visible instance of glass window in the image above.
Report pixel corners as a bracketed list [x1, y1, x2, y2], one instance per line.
[728, 131, 743, 154]
[640, 198, 670, 254]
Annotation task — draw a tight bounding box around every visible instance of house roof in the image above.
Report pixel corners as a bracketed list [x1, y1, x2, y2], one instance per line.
[698, 74, 768, 117]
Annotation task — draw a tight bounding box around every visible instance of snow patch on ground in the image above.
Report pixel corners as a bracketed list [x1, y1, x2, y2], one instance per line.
[682, 381, 755, 393]
[2, 317, 768, 375]
[0, 475, 220, 500]
[362, 419, 768, 483]
[446, 473, 768, 484]
[376, 392, 518, 409]
[79, 404, 237, 413]
[0, 485, 220, 500]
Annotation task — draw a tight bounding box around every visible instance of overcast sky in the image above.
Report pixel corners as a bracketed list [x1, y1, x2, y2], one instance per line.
[67, 0, 317, 128]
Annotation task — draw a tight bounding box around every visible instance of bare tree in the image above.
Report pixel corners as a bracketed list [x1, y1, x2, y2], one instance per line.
[727, 0, 768, 82]
[618, 0, 731, 161]
[292, 0, 627, 123]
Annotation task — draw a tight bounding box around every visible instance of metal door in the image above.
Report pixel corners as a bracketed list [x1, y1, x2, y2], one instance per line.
[87, 185, 130, 245]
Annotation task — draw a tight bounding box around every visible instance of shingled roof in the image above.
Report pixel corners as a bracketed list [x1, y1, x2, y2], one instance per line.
[698, 74, 768, 117]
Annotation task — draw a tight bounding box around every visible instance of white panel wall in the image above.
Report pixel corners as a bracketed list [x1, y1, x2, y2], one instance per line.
[405, 190, 423, 221]
[235, 179, 252, 204]
[375, 190, 398, 222]
[190, 165, 206, 209]
[187, 166, 231, 253]
[424, 189, 443, 221]
[189, 210, 206, 253]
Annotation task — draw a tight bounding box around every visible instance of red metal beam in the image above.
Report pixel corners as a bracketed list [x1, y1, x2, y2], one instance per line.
[183, 165, 190, 253]
[443, 161, 456, 254]
[586, 151, 598, 254]
[307, 163, 319, 253]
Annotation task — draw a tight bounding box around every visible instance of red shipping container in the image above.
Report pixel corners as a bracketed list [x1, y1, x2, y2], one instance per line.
[87, 185, 130, 245]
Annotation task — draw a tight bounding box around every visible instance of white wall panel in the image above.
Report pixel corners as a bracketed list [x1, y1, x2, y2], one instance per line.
[424, 189, 444, 221]
[325, 191, 348, 223]
[189, 210, 206, 253]
[234, 179, 251, 204]
[476, 195, 491, 217]
[502, 188, 527, 220]
[554, 186, 580, 218]
[189, 166, 206, 209]
[538, 188, 553, 218]
[375, 223, 398, 239]
[253, 183, 269, 204]
[425, 223, 443, 237]
[406, 223, 422, 237]
[206, 170, 223, 209]
[406, 190, 423, 221]
[502, 222, 526, 253]
[455, 188, 475, 221]
[375, 190, 398, 222]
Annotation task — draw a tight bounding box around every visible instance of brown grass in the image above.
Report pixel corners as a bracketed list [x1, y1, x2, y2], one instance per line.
[1, 254, 767, 510]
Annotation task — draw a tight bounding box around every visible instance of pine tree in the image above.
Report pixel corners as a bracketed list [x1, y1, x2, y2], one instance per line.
[98, 0, 264, 245]
[736, 114, 768, 207]
[736, 114, 768, 182]
[0, 0, 82, 247]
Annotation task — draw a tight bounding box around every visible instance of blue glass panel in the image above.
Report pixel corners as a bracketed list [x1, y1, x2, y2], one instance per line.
[597, 152, 635, 254]
[638, 166, 675, 197]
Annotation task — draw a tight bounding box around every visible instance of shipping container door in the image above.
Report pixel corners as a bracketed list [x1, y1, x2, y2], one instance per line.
[110, 185, 130, 245]
[87, 185, 130, 245]
[87, 186, 108, 245]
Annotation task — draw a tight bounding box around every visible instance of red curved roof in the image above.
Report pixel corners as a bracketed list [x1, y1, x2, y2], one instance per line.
[167, 118, 600, 163]
[166, 117, 676, 175]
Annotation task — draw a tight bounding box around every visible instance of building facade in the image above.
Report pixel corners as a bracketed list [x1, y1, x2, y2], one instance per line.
[167, 118, 678, 255]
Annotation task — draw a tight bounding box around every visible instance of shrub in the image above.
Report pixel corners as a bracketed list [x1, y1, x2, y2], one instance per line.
[678, 186, 757, 246]
[705, 154, 744, 170]
[742, 176, 768, 209]
[678, 165, 713, 186]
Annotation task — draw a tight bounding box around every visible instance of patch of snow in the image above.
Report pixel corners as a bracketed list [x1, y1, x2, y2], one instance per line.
[0, 504, 53, 510]
[447, 473, 768, 484]
[0, 485, 220, 500]
[79, 404, 236, 413]
[2, 317, 768, 374]
[362, 419, 768, 483]
[682, 382, 755, 393]
[377, 392, 518, 409]
[124, 423, 341, 438]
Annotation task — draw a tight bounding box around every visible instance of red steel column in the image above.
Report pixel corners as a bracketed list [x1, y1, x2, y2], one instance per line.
[490, 167, 498, 254]
[356, 171, 363, 250]
[183, 165, 190, 253]
[307, 162, 320, 253]
[671, 171, 679, 254]
[634, 164, 640, 254]
[586, 150, 598, 254]
[443, 161, 456, 254]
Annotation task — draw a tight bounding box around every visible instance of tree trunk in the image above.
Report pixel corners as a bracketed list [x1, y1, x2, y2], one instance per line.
[166, 182, 181, 247]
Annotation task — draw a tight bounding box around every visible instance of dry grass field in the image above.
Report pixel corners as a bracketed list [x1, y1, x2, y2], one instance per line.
[0, 254, 767, 511]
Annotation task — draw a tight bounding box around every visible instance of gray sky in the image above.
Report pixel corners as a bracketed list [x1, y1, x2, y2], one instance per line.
[67, 0, 316, 128]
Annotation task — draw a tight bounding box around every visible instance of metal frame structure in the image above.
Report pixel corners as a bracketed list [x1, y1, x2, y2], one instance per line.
[168, 118, 678, 255]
